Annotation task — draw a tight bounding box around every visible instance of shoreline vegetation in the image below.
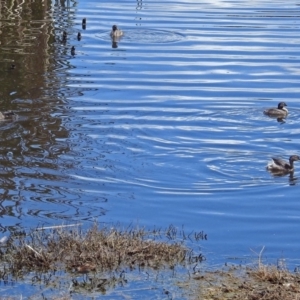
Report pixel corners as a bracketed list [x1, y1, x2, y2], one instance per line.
[0, 223, 204, 298]
[190, 263, 300, 300]
[0, 224, 299, 299]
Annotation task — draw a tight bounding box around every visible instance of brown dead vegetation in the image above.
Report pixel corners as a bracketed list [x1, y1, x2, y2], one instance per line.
[192, 263, 300, 300]
[3, 224, 300, 299]
[0, 223, 205, 293]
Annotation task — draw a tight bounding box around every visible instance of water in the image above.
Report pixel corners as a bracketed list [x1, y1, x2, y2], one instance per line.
[1, 0, 300, 296]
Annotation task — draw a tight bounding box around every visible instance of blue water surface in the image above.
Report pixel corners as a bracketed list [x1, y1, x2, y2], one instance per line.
[1, 0, 300, 297]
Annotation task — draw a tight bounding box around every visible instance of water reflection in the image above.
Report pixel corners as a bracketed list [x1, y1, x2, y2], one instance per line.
[288, 173, 298, 186]
[111, 36, 123, 49]
[0, 0, 110, 229]
[264, 113, 287, 124]
[276, 117, 286, 124]
[269, 170, 299, 185]
[136, 0, 143, 10]
[0, 0, 300, 278]
[112, 39, 119, 49]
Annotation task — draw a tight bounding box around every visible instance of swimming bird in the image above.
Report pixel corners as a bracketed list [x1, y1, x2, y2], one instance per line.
[110, 25, 123, 38]
[264, 102, 288, 118]
[77, 32, 81, 41]
[0, 111, 16, 120]
[267, 155, 300, 174]
[71, 46, 75, 55]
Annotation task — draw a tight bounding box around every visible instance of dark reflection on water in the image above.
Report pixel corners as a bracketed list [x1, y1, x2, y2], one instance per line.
[269, 171, 299, 186]
[0, 0, 109, 230]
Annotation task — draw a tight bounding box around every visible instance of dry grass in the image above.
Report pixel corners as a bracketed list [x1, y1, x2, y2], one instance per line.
[192, 263, 300, 300]
[0, 223, 205, 293]
[1, 228, 300, 299]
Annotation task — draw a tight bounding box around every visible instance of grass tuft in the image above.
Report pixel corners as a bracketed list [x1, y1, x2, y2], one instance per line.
[192, 262, 300, 300]
[0, 223, 205, 294]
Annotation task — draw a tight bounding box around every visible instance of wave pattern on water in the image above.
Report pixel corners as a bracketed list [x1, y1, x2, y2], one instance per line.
[0, 0, 300, 269]
[60, 0, 300, 262]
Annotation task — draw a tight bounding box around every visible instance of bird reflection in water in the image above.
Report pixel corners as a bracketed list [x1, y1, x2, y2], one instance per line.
[269, 171, 298, 186]
[288, 172, 298, 186]
[111, 35, 123, 48]
[111, 38, 119, 48]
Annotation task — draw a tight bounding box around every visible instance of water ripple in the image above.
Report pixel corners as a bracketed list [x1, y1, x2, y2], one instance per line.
[1, 0, 300, 275]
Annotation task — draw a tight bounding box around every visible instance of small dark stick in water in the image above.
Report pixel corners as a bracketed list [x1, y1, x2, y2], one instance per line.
[82, 18, 86, 29]
[71, 46, 75, 56]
